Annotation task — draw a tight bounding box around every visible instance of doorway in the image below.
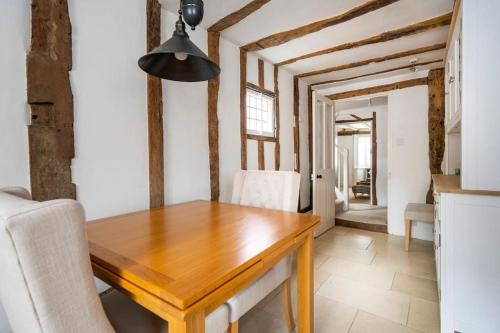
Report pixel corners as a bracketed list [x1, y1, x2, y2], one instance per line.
[333, 97, 388, 232]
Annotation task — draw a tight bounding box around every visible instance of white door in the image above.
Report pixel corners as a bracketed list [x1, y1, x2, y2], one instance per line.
[312, 91, 336, 236]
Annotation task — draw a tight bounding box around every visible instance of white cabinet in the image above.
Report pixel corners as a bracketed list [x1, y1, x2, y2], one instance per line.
[460, 0, 500, 191]
[434, 184, 500, 333]
[445, 16, 462, 134]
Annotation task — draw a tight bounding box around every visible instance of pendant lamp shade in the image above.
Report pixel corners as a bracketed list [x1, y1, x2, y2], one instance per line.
[138, 18, 220, 82]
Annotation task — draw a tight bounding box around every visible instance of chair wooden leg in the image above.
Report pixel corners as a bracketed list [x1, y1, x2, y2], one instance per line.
[405, 219, 412, 251]
[282, 278, 295, 332]
[228, 321, 238, 333]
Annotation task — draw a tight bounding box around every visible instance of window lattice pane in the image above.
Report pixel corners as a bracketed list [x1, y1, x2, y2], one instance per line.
[246, 88, 275, 137]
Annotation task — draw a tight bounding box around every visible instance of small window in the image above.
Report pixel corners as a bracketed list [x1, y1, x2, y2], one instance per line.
[246, 87, 275, 138]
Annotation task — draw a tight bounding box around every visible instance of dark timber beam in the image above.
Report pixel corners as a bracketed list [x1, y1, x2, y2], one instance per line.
[297, 43, 446, 78]
[240, 49, 248, 170]
[274, 65, 281, 170]
[312, 59, 442, 87]
[277, 13, 452, 66]
[328, 77, 428, 100]
[293, 77, 300, 173]
[208, 31, 220, 201]
[27, 0, 76, 201]
[258, 59, 265, 88]
[351, 114, 363, 120]
[146, 0, 164, 208]
[426, 68, 445, 203]
[338, 129, 371, 136]
[336, 118, 373, 124]
[208, 0, 270, 32]
[243, 0, 399, 51]
[307, 85, 313, 209]
[258, 141, 265, 170]
[371, 112, 378, 205]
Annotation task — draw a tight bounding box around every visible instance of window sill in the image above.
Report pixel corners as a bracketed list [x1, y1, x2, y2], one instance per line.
[247, 134, 277, 142]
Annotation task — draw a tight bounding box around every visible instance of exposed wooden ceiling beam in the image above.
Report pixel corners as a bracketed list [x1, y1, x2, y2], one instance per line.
[328, 77, 428, 100]
[312, 59, 442, 87]
[297, 43, 446, 78]
[336, 118, 373, 124]
[277, 12, 452, 66]
[208, 0, 270, 32]
[351, 114, 363, 120]
[338, 129, 371, 136]
[243, 0, 399, 51]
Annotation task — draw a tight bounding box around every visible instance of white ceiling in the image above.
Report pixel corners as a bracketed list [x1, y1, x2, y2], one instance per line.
[162, 0, 454, 89]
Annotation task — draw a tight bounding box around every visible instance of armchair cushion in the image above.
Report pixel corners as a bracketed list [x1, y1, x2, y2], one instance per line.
[226, 257, 291, 322]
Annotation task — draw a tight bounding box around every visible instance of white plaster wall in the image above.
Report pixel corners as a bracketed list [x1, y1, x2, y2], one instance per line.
[278, 69, 295, 173]
[70, 0, 149, 220]
[218, 36, 241, 203]
[0, 2, 30, 332]
[162, 10, 210, 204]
[376, 104, 388, 206]
[0, 0, 30, 191]
[336, 135, 355, 187]
[388, 86, 432, 240]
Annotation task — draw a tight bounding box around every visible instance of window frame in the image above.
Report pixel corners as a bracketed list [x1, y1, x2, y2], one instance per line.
[245, 83, 277, 142]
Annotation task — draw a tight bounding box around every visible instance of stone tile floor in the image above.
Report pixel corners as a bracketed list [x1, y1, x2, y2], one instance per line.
[239, 226, 439, 333]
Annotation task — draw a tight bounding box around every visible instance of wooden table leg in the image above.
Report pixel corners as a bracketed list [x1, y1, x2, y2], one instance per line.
[169, 311, 205, 333]
[297, 232, 314, 333]
[405, 219, 412, 251]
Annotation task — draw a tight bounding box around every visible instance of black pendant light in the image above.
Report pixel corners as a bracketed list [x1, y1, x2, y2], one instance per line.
[138, 0, 220, 82]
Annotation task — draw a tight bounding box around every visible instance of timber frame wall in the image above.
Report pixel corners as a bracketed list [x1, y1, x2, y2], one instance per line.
[27, 0, 76, 201]
[239, 55, 280, 172]
[217, 2, 450, 208]
[146, 0, 164, 208]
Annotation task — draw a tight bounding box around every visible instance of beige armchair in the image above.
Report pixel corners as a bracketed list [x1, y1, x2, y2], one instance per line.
[0, 187, 229, 333]
[228, 171, 301, 332]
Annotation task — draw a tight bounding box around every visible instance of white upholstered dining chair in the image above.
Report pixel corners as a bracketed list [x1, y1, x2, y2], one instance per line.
[0, 187, 229, 333]
[228, 170, 301, 332]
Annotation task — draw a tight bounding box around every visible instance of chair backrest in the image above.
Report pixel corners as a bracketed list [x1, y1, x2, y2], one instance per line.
[0, 188, 114, 333]
[231, 171, 301, 212]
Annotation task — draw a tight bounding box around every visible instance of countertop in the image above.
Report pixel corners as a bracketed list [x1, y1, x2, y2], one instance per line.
[432, 174, 500, 197]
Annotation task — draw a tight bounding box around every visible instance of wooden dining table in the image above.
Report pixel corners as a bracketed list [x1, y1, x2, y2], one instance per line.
[87, 200, 320, 333]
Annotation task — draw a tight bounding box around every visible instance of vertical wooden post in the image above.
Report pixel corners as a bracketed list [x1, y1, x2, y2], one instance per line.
[274, 65, 281, 170]
[258, 59, 265, 88]
[258, 141, 265, 170]
[293, 77, 301, 173]
[426, 68, 445, 203]
[146, 0, 164, 208]
[307, 85, 313, 206]
[208, 31, 220, 201]
[27, 0, 76, 201]
[371, 112, 378, 206]
[240, 49, 248, 170]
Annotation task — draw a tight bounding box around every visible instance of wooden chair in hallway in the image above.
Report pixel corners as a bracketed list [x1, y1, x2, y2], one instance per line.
[404, 203, 434, 251]
[228, 170, 301, 332]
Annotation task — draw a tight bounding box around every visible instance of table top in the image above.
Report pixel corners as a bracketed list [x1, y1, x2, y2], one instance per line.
[87, 201, 320, 310]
